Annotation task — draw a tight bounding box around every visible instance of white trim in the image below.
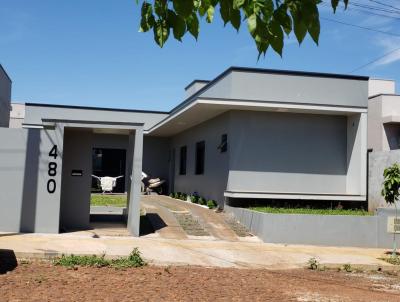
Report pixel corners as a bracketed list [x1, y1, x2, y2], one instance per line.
[198, 99, 368, 113]
[224, 191, 366, 201]
[22, 123, 44, 129]
[147, 98, 367, 135]
[147, 100, 199, 133]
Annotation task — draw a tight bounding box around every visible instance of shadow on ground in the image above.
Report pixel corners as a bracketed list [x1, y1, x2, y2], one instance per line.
[0, 249, 18, 274]
[140, 213, 167, 236]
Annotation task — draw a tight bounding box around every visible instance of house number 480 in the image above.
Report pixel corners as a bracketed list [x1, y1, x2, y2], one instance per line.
[47, 145, 58, 194]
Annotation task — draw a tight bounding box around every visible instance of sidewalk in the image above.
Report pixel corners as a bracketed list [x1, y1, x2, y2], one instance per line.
[0, 232, 393, 270]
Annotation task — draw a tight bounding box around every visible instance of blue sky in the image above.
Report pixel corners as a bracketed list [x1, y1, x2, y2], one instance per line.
[0, 0, 399, 111]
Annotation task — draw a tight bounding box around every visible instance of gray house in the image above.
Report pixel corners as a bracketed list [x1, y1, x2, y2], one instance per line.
[0, 64, 12, 127]
[0, 67, 369, 235]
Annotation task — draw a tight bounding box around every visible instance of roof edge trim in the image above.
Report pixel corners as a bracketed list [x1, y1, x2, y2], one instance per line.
[25, 102, 169, 114]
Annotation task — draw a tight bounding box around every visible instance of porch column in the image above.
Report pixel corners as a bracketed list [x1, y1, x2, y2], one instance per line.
[127, 127, 143, 236]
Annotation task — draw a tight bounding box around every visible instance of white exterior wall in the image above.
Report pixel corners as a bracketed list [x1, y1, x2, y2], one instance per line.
[368, 94, 400, 151]
[369, 79, 395, 97]
[9, 103, 25, 128]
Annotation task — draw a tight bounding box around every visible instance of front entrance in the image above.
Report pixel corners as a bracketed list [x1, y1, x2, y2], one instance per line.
[59, 124, 143, 236]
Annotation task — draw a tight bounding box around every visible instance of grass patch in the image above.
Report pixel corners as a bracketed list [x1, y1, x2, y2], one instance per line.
[53, 248, 146, 269]
[250, 207, 372, 216]
[91, 194, 127, 207]
[380, 256, 400, 265]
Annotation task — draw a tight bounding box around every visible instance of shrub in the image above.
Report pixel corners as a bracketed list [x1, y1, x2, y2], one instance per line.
[180, 193, 187, 201]
[190, 195, 199, 204]
[53, 248, 146, 269]
[198, 197, 206, 205]
[207, 200, 217, 209]
[343, 263, 352, 272]
[307, 257, 319, 270]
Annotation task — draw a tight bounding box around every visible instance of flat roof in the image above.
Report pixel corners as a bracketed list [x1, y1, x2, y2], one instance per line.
[184, 79, 210, 90]
[368, 93, 400, 99]
[25, 102, 169, 114]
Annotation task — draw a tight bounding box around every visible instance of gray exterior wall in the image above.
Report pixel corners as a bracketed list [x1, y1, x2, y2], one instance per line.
[60, 129, 93, 230]
[171, 112, 230, 205]
[143, 136, 170, 183]
[0, 66, 11, 127]
[226, 205, 400, 248]
[0, 127, 63, 233]
[201, 70, 368, 108]
[24, 104, 167, 130]
[228, 111, 348, 194]
[368, 150, 400, 211]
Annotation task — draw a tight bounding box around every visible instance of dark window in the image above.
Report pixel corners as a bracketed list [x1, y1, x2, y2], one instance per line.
[179, 146, 187, 175]
[218, 134, 228, 153]
[195, 141, 205, 175]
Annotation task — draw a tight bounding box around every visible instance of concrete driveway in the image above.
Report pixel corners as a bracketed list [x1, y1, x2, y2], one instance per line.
[140, 195, 251, 242]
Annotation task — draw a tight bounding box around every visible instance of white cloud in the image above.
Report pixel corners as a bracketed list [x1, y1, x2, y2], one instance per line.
[372, 36, 400, 67]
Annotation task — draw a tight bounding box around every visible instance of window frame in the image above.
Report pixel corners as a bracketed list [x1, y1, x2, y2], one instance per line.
[179, 145, 187, 175]
[195, 141, 205, 175]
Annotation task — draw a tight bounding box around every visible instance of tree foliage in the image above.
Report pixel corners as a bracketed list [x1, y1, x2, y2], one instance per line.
[137, 0, 349, 57]
[382, 163, 400, 205]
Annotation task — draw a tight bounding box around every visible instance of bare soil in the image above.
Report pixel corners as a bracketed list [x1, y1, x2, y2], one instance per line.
[1, 262, 400, 301]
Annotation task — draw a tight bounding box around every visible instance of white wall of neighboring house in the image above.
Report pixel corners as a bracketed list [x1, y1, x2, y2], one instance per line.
[368, 78, 400, 152]
[9, 103, 25, 128]
[368, 79, 395, 97]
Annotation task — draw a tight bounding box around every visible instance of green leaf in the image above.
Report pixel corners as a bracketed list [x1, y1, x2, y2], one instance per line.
[230, 9, 241, 31]
[269, 19, 284, 56]
[206, 6, 214, 23]
[220, 0, 230, 25]
[167, 10, 186, 41]
[290, 8, 307, 45]
[274, 7, 292, 36]
[233, 0, 245, 10]
[186, 13, 199, 39]
[331, 0, 339, 13]
[153, 20, 169, 47]
[308, 17, 320, 44]
[173, 0, 195, 18]
[247, 14, 257, 35]
[139, 2, 155, 32]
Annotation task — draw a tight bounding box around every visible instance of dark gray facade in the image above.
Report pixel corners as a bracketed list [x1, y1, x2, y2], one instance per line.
[0, 65, 11, 127]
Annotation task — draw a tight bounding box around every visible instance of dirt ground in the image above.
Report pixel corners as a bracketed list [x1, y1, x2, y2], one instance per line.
[1, 262, 400, 302]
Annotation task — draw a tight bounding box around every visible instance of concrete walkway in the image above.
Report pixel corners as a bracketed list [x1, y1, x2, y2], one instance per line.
[0, 232, 393, 269]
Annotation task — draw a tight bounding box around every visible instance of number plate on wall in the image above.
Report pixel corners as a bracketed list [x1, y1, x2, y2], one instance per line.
[387, 217, 400, 234]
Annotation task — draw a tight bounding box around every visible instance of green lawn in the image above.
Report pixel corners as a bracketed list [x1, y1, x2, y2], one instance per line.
[250, 207, 373, 216]
[91, 194, 127, 207]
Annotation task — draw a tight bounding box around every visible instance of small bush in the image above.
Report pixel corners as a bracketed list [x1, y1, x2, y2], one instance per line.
[53, 248, 146, 269]
[207, 200, 217, 209]
[343, 263, 352, 272]
[199, 197, 207, 205]
[307, 257, 319, 270]
[190, 195, 199, 204]
[180, 193, 187, 201]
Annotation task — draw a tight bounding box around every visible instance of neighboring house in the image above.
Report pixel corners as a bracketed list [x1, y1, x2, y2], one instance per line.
[368, 79, 399, 151]
[0, 64, 12, 127]
[0, 66, 369, 235]
[9, 102, 25, 128]
[367, 79, 400, 211]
